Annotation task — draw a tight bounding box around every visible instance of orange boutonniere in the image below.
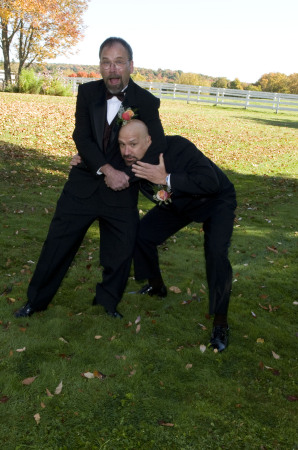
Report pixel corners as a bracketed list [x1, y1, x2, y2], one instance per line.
[153, 187, 172, 205]
[118, 106, 137, 125]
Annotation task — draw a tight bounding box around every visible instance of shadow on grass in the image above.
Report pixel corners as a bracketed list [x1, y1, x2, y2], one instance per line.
[236, 116, 298, 129]
[1, 138, 296, 227]
[0, 140, 69, 180]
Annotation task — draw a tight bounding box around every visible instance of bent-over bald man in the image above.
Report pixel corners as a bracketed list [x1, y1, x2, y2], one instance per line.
[119, 120, 237, 352]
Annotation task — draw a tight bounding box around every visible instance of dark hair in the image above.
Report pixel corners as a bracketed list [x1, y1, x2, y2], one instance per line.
[99, 37, 133, 61]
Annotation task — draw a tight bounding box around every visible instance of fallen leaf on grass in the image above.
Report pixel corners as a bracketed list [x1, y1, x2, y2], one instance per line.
[34, 413, 40, 424]
[59, 337, 69, 344]
[267, 246, 278, 254]
[169, 286, 182, 294]
[293, 301, 298, 306]
[94, 371, 106, 379]
[259, 303, 279, 312]
[158, 420, 174, 427]
[16, 347, 26, 352]
[181, 299, 192, 305]
[55, 381, 63, 394]
[265, 366, 280, 376]
[136, 324, 141, 334]
[287, 395, 298, 402]
[135, 315, 141, 324]
[115, 355, 126, 360]
[200, 345, 206, 353]
[256, 338, 264, 343]
[94, 335, 102, 340]
[22, 376, 37, 385]
[185, 364, 192, 370]
[272, 351, 280, 360]
[81, 371, 106, 380]
[260, 363, 280, 376]
[128, 369, 136, 377]
[251, 311, 257, 318]
[82, 372, 94, 379]
[0, 395, 9, 403]
[198, 323, 207, 331]
[46, 388, 53, 397]
[41, 402, 46, 409]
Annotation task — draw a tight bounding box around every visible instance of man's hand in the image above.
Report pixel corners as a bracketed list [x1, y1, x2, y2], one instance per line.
[101, 164, 130, 191]
[69, 153, 82, 168]
[132, 154, 168, 185]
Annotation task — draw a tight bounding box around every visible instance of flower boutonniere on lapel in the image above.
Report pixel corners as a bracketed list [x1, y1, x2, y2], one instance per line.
[117, 106, 138, 126]
[153, 185, 172, 205]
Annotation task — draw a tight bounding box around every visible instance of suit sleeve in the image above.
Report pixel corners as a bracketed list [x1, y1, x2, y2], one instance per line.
[72, 83, 108, 175]
[135, 89, 166, 165]
[168, 138, 222, 196]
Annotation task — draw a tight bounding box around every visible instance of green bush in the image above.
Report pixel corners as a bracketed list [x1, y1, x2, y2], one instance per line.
[18, 68, 43, 94]
[40, 72, 73, 96]
[9, 69, 73, 96]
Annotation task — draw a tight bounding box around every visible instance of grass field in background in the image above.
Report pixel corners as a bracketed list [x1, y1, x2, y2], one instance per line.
[0, 93, 297, 449]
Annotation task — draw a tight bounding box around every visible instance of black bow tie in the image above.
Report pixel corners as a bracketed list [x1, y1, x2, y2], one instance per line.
[106, 91, 125, 101]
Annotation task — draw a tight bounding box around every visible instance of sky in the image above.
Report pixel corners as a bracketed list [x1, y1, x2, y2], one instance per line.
[52, 0, 297, 83]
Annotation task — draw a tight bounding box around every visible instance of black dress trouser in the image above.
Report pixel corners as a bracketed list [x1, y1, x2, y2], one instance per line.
[134, 191, 236, 315]
[27, 186, 139, 312]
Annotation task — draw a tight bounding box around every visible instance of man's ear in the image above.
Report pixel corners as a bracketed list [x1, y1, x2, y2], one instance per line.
[147, 135, 152, 147]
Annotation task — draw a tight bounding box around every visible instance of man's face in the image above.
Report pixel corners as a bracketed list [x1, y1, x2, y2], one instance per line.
[118, 123, 152, 166]
[100, 43, 133, 94]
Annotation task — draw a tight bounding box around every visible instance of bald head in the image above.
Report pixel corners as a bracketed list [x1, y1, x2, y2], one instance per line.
[119, 119, 149, 138]
[118, 120, 152, 165]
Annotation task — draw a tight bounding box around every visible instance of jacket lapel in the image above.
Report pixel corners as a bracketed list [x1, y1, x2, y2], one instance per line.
[91, 98, 106, 151]
[91, 79, 137, 153]
[123, 79, 137, 109]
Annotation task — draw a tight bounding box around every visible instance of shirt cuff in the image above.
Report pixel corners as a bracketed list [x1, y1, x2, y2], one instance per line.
[166, 174, 171, 189]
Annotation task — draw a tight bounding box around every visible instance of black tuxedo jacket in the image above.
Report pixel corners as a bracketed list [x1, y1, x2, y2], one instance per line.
[65, 78, 165, 205]
[141, 135, 236, 217]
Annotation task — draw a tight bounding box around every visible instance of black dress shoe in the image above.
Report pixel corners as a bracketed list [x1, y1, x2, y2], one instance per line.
[92, 297, 99, 306]
[105, 310, 123, 319]
[138, 284, 167, 298]
[209, 326, 229, 352]
[14, 303, 36, 318]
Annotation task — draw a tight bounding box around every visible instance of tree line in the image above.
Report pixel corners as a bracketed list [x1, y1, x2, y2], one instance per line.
[1, 1, 297, 95]
[56, 64, 298, 95]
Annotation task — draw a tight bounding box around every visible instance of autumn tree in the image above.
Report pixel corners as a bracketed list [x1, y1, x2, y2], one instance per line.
[177, 72, 207, 86]
[211, 77, 229, 89]
[0, 0, 89, 86]
[131, 71, 146, 82]
[256, 72, 289, 93]
[287, 73, 298, 94]
[77, 71, 88, 78]
[229, 78, 243, 90]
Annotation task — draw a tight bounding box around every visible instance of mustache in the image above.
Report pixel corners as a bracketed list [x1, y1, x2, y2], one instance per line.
[123, 155, 138, 164]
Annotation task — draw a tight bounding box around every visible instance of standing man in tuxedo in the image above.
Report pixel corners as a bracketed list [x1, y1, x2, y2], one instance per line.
[117, 120, 236, 352]
[14, 37, 166, 319]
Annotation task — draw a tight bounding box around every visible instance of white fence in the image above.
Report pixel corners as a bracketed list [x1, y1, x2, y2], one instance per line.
[67, 78, 298, 113]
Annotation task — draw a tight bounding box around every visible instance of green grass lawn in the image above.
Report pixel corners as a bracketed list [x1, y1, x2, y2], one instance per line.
[0, 93, 297, 449]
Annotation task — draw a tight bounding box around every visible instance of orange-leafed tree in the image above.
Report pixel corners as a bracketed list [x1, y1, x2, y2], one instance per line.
[0, 0, 89, 86]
